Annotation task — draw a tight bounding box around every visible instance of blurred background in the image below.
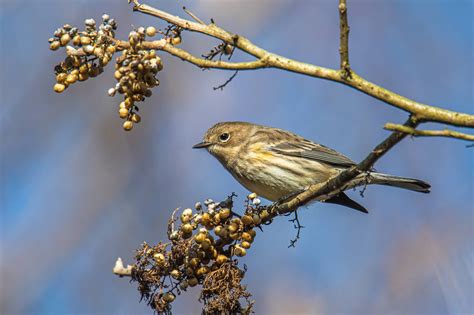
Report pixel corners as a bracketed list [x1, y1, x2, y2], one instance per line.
[1, 0, 473, 314]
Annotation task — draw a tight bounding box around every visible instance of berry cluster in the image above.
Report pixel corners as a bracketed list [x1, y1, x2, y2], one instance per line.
[131, 193, 268, 314]
[49, 15, 117, 94]
[109, 27, 163, 131]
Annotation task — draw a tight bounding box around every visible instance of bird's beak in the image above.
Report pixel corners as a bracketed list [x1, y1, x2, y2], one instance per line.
[192, 141, 212, 149]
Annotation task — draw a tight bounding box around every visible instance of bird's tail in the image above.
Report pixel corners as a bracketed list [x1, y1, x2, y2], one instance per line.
[368, 172, 431, 193]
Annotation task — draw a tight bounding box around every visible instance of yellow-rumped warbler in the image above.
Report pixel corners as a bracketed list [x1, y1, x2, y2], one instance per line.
[193, 122, 430, 213]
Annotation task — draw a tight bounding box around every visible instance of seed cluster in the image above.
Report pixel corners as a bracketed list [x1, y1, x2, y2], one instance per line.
[49, 15, 117, 94]
[50, 17, 171, 131]
[110, 27, 163, 131]
[131, 193, 268, 314]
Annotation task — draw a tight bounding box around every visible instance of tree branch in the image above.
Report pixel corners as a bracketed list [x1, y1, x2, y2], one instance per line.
[182, 6, 206, 25]
[213, 70, 239, 90]
[338, 0, 351, 78]
[384, 123, 474, 142]
[125, 0, 473, 128]
[113, 257, 133, 277]
[105, 38, 268, 70]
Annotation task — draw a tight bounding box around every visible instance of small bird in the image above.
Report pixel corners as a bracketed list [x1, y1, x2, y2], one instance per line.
[193, 122, 430, 213]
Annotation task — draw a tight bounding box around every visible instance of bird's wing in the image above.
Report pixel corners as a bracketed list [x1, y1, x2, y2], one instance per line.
[269, 138, 356, 168]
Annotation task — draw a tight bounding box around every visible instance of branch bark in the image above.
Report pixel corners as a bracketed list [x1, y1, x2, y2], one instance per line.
[338, 0, 351, 78]
[106, 39, 268, 70]
[384, 123, 474, 142]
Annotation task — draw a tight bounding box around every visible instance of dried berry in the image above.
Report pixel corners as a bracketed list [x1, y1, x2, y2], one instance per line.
[146, 26, 157, 37]
[123, 120, 133, 131]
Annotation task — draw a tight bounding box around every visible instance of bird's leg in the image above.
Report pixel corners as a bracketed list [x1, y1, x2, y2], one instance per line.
[357, 171, 374, 197]
[219, 192, 242, 218]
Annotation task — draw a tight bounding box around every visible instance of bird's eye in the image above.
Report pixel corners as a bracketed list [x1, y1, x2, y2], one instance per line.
[219, 132, 230, 142]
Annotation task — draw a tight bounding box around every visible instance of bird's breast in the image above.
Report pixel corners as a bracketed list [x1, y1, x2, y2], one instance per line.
[228, 146, 333, 201]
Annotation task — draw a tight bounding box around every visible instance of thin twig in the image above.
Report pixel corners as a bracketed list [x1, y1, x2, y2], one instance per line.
[182, 6, 206, 25]
[384, 123, 474, 142]
[167, 207, 181, 238]
[202, 43, 227, 61]
[288, 210, 304, 248]
[213, 71, 238, 90]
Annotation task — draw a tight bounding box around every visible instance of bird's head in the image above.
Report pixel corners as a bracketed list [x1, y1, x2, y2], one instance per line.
[193, 121, 256, 165]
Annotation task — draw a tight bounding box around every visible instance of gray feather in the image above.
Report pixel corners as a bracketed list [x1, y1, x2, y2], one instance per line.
[270, 141, 355, 167]
[369, 172, 431, 193]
